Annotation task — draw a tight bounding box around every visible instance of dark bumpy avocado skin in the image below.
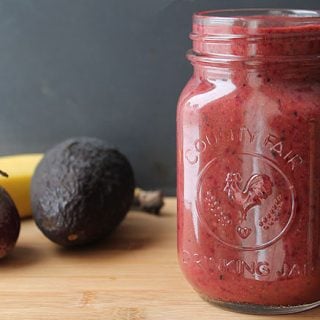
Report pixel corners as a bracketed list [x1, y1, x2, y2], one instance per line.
[31, 137, 135, 247]
[0, 187, 20, 258]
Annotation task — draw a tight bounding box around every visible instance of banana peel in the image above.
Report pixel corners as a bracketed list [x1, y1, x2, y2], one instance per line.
[0, 154, 43, 218]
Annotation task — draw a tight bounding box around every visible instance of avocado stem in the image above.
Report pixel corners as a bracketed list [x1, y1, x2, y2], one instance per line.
[0, 170, 9, 178]
[133, 188, 164, 215]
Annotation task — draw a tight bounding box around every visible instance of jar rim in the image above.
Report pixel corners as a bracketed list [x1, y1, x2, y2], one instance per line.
[194, 8, 320, 27]
[190, 9, 320, 65]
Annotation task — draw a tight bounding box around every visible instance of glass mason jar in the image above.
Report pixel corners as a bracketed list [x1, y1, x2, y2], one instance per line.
[177, 9, 320, 314]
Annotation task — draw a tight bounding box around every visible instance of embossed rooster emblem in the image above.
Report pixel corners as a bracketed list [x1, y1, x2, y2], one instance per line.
[223, 172, 273, 221]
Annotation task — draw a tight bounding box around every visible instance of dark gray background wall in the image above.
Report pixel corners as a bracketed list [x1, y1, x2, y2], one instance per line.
[0, 0, 318, 194]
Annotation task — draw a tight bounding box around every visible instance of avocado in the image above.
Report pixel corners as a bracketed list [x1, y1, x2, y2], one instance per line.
[0, 186, 20, 258]
[31, 137, 135, 247]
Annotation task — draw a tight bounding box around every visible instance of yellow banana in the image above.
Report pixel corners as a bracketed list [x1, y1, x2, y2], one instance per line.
[0, 154, 43, 218]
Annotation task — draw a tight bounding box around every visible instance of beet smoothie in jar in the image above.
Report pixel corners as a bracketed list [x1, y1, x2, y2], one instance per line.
[177, 9, 320, 314]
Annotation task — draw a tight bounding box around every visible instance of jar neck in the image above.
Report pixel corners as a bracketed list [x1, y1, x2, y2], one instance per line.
[189, 9, 320, 82]
[191, 60, 320, 83]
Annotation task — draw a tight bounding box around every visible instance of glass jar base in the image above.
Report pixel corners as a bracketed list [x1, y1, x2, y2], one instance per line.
[200, 295, 320, 315]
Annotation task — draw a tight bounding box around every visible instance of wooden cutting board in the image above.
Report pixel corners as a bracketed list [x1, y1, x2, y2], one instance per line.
[1, 198, 319, 320]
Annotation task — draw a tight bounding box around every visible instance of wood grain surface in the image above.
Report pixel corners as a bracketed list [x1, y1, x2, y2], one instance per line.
[1, 198, 319, 320]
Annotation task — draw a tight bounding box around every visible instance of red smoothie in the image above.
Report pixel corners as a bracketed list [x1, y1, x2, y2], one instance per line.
[177, 9, 320, 314]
